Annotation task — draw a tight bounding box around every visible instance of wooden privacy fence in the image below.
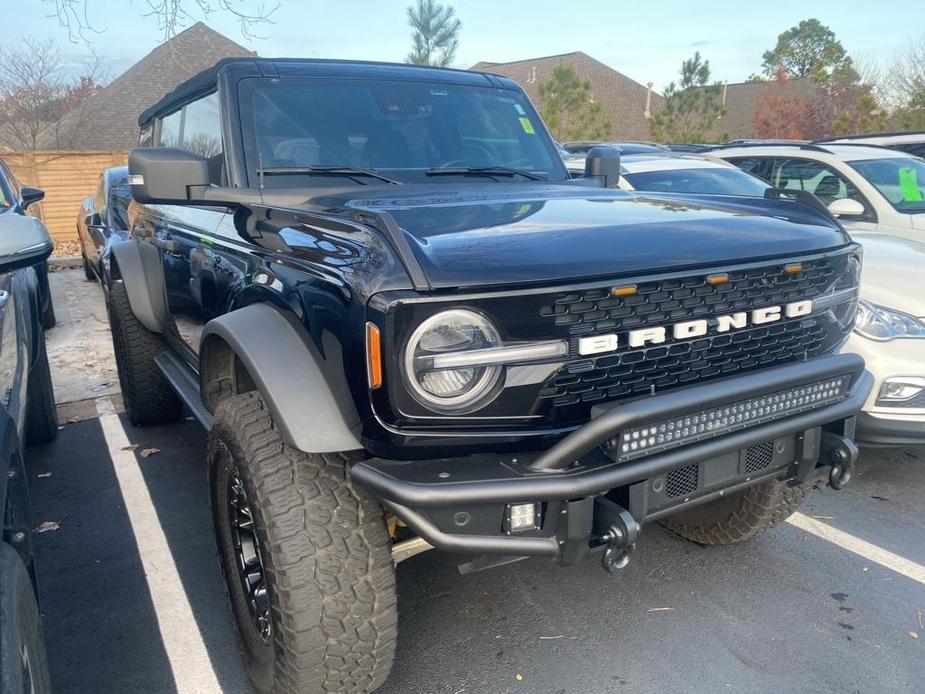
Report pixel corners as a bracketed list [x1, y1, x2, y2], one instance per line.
[3, 150, 129, 245]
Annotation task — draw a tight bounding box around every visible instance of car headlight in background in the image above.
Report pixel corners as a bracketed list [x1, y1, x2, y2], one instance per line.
[854, 300, 925, 340]
[401, 309, 568, 414]
[876, 377, 925, 406]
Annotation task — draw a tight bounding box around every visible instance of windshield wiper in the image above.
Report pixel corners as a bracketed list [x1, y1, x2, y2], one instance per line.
[259, 166, 402, 185]
[425, 165, 545, 181]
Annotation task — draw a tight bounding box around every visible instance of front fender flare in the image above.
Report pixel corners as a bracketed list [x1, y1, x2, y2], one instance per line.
[200, 304, 363, 453]
[109, 240, 168, 333]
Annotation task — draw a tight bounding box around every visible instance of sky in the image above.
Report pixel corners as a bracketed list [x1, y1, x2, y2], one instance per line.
[6, 0, 911, 90]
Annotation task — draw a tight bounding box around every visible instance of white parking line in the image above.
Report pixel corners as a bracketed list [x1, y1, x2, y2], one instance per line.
[787, 511, 925, 586]
[98, 411, 222, 693]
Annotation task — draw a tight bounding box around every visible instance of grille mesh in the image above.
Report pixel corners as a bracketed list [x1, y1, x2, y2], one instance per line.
[540, 257, 838, 336]
[543, 319, 828, 408]
[744, 441, 775, 474]
[665, 463, 699, 499]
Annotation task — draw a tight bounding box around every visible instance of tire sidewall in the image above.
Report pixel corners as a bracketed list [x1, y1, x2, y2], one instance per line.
[208, 433, 277, 692]
[0, 544, 51, 694]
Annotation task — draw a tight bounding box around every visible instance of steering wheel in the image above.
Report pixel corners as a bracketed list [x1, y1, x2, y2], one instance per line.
[438, 143, 498, 169]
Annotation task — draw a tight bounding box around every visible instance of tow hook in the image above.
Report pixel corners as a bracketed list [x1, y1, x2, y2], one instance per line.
[599, 507, 641, 573]
[823, 432, 859, 490]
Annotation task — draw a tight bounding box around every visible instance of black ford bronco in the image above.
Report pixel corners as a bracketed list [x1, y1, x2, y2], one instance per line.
[111, 58, 871, 693]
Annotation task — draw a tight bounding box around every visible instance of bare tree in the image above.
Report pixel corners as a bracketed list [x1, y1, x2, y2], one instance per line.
[41, 0, 279, 42]
[885, 35, 925, 110]
[0, 38, 106, 150]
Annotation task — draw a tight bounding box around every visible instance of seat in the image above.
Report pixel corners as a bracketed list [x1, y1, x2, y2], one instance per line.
[813, 174, 842, 204]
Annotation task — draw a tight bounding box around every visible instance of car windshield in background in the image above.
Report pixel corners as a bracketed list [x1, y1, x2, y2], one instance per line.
[238, 78, 566, 185]
[848, 157, 925, 213]
[623, 167, 770, 197]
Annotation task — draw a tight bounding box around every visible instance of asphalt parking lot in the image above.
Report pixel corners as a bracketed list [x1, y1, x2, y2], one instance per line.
[26, 269, 925, 693]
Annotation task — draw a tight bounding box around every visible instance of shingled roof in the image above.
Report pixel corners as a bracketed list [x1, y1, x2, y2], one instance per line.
[471, 52, 662, 140]
[48, 22, 254, 150]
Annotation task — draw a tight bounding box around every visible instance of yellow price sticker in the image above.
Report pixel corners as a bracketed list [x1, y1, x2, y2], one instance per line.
[518, 117, 536, 135]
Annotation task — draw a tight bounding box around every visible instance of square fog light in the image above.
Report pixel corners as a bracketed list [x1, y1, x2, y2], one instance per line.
[506, 503, 539, 532]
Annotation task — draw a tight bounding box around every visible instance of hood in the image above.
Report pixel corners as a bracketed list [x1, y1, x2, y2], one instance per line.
[317, 184, 851, 289]
[852, 232, 925, 317]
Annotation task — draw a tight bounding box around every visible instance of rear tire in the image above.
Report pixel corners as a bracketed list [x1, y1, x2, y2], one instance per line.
[208, 392, 397, 694]
[107, 280, 182, 425]
[82, 252, 95, 281]
[0, 543, 51, 694]
[661, 479, 809, 545]
[25, 332, 57, 446]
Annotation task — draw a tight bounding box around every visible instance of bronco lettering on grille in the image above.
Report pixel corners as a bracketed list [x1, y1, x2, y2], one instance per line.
[578, 299, 813, 356]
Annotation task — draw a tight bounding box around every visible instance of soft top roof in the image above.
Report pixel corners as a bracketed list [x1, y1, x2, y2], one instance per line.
[138, 57, 512, 126]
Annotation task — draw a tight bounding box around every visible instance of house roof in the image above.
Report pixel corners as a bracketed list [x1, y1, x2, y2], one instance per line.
[470, 52, 662, 141]
[704, 78, 817, 141]
[46, 22, 254, 150]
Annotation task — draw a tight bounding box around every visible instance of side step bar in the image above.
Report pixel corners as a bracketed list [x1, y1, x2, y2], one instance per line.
[154, 352, 213, 429]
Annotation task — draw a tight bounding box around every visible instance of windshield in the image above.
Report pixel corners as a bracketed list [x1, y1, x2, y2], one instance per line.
[238, 77, 566, 186]
[848, 157, 925, 213]
[623, 167, 770, 196]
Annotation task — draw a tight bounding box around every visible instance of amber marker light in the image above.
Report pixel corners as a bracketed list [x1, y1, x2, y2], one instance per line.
[366, 322, 383, 389]
[784, 263, 803, 274]
[707, 273, 730, 286]
[611, 285, 637, 297]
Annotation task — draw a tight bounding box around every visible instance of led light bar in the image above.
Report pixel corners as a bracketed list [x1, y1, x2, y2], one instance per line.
[613, 375, 852, 462]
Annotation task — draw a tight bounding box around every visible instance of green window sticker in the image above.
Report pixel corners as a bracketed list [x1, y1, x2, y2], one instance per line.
[899, 167, 925, 202]
[518, 117, 536, 135]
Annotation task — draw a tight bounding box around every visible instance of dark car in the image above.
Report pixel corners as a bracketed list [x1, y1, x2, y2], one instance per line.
[0, 159, 56, 329]
[0, 213, 59, 694]
[112, 58, 869, 693]
[76, 166, 132, 283]
[563, 140, 669, 155]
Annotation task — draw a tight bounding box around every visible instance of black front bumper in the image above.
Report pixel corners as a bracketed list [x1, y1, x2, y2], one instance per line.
[351, 354, 873, 562]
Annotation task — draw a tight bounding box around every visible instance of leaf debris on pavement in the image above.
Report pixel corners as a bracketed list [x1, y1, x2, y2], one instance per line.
[34, 521, 60, 534]
[538, 635, 563, 640]
[121, 444, 139, 451]
[648, 607, 675, 612]
[139, 447, 161, 458]
[36, 472, 52, 478]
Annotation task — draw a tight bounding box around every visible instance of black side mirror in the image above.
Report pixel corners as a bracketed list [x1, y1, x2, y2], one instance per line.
[584, 146, 622, 188]
[20, 186, 44, 209]
[85, 212, 103, 228]
[0, 214, 53, 272]
[129, 147, 211, 205]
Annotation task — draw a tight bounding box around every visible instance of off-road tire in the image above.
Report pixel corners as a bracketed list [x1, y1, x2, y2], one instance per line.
[0, 543, 51, 694]
[208, 392, 397, 694]
[107, 280, 182, 425]
[81, 252, 95, 281]
[661, 479, 809, 545]
[25, 332, 57, 445]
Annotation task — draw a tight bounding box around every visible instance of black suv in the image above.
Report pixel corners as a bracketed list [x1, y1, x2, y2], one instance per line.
[112, 58, 870, 693]
[0, 212, 58, 694]
[0, 159, 56, 329]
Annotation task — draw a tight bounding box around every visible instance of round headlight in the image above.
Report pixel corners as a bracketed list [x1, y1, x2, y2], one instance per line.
[403, 309, 502, 413]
